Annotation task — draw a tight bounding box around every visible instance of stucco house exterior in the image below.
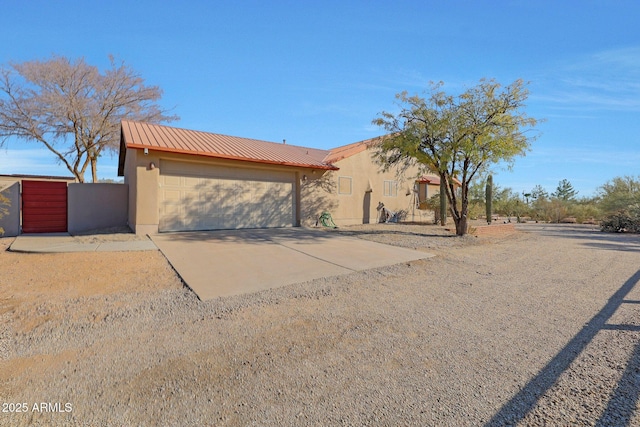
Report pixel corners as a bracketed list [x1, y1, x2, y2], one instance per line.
[117, 121, 440, 235]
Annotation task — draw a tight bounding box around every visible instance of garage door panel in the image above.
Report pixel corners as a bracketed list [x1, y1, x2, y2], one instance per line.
[199, 215, 220, 229]
[160, 214, 183, 231]
[183, 190, 199, 207]
[202, 192, 218, 213]
[163, 175, 182, 186]
[161, 160, 293, 181]
[164, 189, 182, 202]
[159, 160, 294, 232]
[183, 176, 200, 187]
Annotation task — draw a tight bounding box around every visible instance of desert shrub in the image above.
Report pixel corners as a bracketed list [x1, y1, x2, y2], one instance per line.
[540, 198, 569, 223]
[568, 200, 602, 224]
[600, 205, 640, 233]
[419, 193, 442, 224]
[467, 202, 484, 220]
[597, 176, 640, 215]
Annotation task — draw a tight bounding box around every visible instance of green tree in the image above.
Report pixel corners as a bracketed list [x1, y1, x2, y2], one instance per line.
[493, 186, 523, 219]
[552, 179, 578, 201]
[529, 184, 550, 221]
[0, 55, 177, 182]
[568, 197, 601, 223]
[547, 198, 570, 223]
[530, 184, 549, 201]
[373, 79, 539, 235]
[597, 176, 640, 215]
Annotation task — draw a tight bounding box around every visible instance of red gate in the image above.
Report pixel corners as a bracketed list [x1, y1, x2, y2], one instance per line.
[21, 181, 68, 233]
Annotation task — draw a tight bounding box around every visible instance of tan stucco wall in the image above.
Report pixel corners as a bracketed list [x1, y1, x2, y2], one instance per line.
[124, 146, 441, 233]
[299, 169, 339, 227]
[0, 179, 20, 237]
[302, 149, 428, 226]
[124, 148, 163, 235]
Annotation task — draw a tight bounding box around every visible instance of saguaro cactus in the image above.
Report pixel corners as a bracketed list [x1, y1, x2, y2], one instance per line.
[486, 174, 493, 225]
[439, 177, 447, 226]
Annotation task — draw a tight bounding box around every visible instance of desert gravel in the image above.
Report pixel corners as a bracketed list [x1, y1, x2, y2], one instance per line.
[1, 223, 639, 426]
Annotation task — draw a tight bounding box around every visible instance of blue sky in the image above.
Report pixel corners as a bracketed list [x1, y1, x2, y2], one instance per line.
[1, 0, 638, 197]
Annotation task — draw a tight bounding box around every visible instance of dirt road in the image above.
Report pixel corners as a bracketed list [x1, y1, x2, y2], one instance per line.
[1, 223, 639, 426]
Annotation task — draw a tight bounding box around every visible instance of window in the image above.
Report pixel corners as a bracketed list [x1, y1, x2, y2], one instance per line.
[338, 176, 352, 195]
[383, 180, 398, 197]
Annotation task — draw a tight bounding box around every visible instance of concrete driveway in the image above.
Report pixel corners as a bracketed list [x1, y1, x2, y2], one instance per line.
[151, 228, 433, 300]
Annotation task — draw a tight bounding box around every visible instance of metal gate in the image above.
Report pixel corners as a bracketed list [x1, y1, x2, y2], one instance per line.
[21, 181, 68, 233]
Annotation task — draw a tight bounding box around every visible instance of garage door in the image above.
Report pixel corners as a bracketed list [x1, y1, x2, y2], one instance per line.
[159, 160, 295, 232]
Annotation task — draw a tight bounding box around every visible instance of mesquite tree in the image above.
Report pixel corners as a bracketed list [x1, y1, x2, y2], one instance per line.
[0, 55, 177, 182]
[373, 79, 539, 236]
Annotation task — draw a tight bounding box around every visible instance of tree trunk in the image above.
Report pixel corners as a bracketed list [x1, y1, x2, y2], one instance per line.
[439, 178, 447, 226]
[452, 180, 469, 236]
[91, 158, 98, 183]
[455, 215, 468, 236]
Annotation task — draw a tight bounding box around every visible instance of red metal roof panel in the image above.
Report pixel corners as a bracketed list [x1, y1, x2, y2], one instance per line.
[121, 121, 337, 170]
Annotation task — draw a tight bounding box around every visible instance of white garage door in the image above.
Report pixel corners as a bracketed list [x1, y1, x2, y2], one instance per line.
[159, 160, 295, 232]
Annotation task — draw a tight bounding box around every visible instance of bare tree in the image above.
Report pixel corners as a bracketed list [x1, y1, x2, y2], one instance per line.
[0, 55, 177, 182]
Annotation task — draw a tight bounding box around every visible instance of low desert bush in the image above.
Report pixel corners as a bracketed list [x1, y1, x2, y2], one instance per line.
[600, 205, 640, 233]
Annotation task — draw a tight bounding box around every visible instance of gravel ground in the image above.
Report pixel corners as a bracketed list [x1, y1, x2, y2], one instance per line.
[1, 223, 639, 426]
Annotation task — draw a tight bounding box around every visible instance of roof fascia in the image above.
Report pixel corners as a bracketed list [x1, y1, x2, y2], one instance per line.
[125, 144, 339, 171]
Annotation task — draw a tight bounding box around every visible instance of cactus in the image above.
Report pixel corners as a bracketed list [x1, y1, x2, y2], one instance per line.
[439, 177, 447, 226]
[486, 174, 493, 225]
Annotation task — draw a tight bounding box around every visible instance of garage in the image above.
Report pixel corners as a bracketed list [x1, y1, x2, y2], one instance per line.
[118, 120, 338, 235]
[159, 160, 295, 232]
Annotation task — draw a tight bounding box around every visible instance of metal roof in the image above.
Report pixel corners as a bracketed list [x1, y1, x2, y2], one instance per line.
[120, 120, 338, 171]
[417, 175, 461, 186]
[417, 175, 441, 184]
[324, 136, 382, 164]
[0, 174, 77, 182]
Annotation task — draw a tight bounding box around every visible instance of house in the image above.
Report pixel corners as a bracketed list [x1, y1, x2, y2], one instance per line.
[117, 121, 440, 234]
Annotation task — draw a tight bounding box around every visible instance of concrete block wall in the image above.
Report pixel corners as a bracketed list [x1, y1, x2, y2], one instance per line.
[0, 181, 20, 237]
[68, 183, 128, 233]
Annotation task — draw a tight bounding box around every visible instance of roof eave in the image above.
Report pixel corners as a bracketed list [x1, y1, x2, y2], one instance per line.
[126, 144, 339, 171]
